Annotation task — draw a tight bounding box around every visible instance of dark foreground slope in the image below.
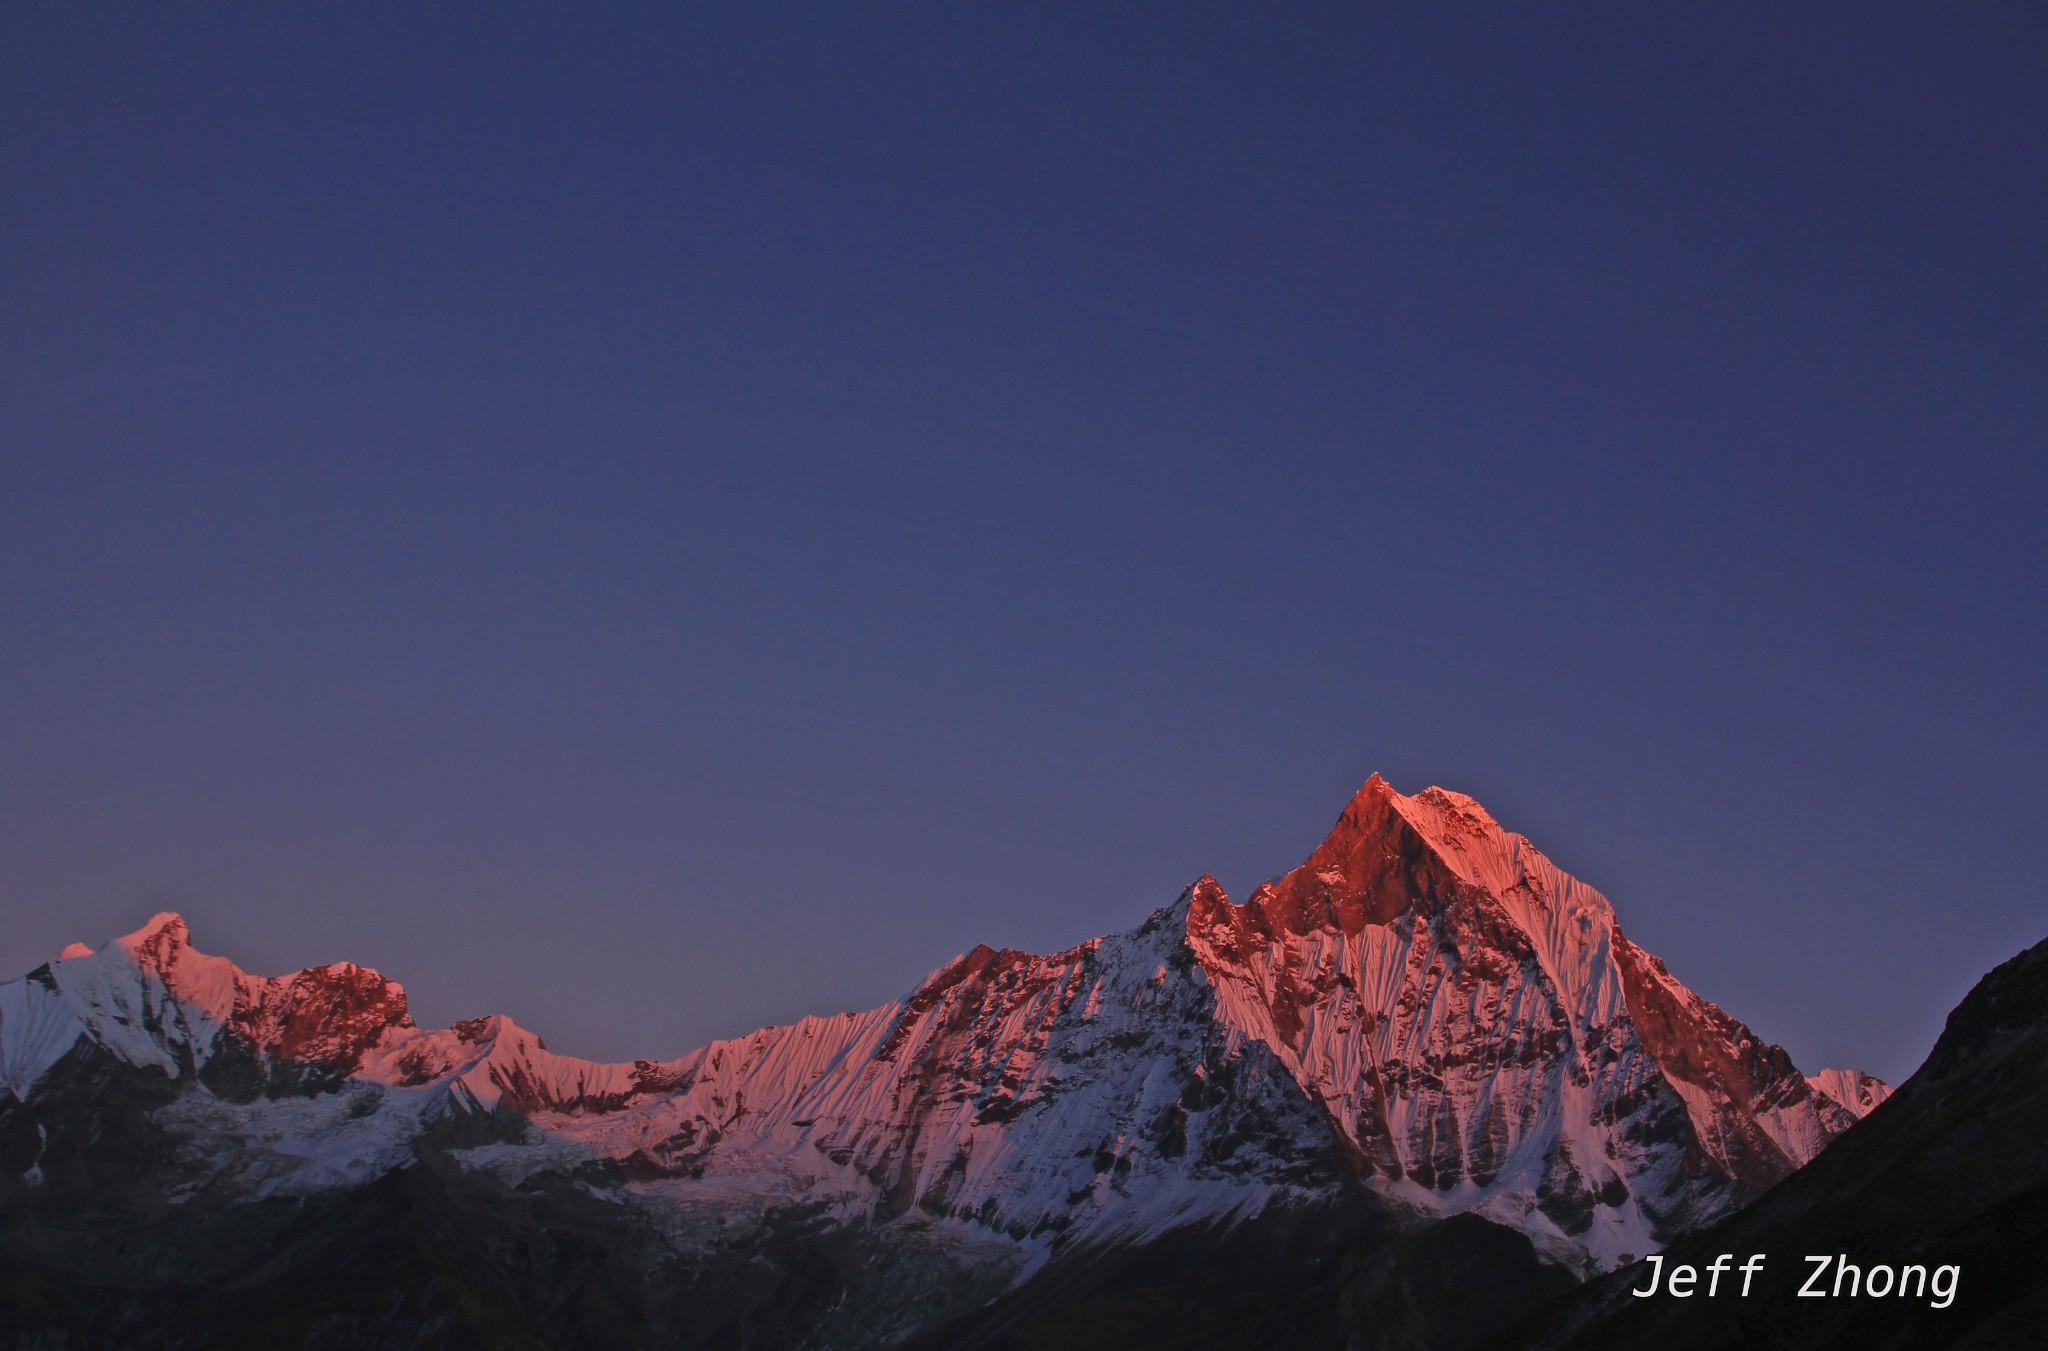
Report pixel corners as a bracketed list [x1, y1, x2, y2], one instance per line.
[0, 1095, 1020, 1351]
[0, 1078, 1573, 1351]
[1491, 935, 2048, 1351]
[908, 1208, 1576, 1351]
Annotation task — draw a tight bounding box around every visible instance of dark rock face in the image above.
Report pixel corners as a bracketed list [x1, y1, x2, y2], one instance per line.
[234, 962, 413, 1079]
[1491, 934, 2048, 1351]
[0, 1043, 182, 1206]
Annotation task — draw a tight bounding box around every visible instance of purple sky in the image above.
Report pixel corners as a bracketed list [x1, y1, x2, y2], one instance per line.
[3, 6, 2042, 1085]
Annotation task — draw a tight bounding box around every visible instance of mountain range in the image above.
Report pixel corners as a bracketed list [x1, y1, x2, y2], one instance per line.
[0, 777, 1911, 1347]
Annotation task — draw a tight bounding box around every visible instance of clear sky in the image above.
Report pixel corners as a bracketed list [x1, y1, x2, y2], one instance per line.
[3, 5, 2042, 1085]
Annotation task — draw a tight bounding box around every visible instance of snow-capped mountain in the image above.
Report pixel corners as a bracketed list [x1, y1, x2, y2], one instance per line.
[0, 777, 1885, 1347]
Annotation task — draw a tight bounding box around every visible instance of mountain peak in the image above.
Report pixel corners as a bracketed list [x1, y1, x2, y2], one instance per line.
[1198, 775, 1471, 941]
[106, 911, 201, 980]
[1311, 774, 1519, 876]
[1331, 771, 1400, 825]
[115, 910, 189, 949]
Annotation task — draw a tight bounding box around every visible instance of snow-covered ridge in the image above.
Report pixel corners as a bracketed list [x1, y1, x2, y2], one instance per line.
[0, 777, 1889, 1274]
[1, 913, 413, 1097]
[0, 914, 716, 1119]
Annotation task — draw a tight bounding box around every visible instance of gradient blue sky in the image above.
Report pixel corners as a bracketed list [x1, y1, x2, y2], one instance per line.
[3, 5, 2042, 1084]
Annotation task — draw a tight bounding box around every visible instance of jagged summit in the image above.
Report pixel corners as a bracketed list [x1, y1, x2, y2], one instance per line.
[3, 776, 1890, 1290]
[1196, 774, 1476, 938]
[108, 909, 193, 958]
[124, 909, 189, 939]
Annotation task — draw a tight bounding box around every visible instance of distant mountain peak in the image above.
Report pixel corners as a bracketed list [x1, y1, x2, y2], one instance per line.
[112, 909, 191, 961]
[1806, 1066, 1893, 1116]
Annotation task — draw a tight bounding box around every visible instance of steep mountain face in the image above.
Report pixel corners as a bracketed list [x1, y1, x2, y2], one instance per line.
[0, 777, 1884, 1348]
[1490, 933, 2048, 1350]
[1185, 782, 1878, 1266]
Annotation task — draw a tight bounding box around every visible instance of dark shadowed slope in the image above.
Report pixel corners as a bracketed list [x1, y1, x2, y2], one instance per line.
[1490, 934, 2048, 1350]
